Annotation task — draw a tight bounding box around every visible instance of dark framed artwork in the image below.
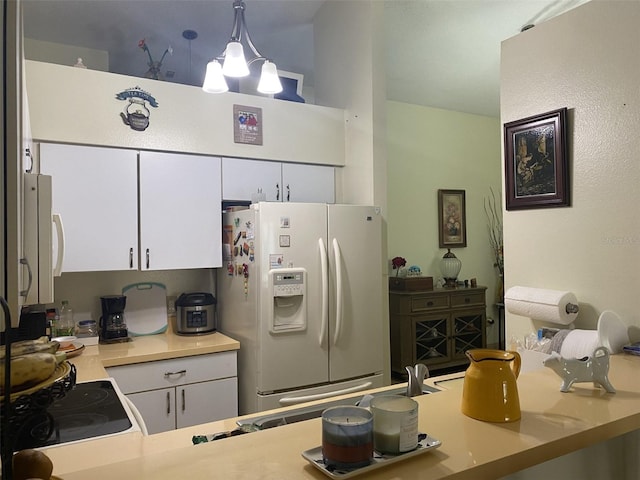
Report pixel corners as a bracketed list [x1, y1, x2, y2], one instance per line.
[438, 189, 466, 248]
[503, 107, 569, 210]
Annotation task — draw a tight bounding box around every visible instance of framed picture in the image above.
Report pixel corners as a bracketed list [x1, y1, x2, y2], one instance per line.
[503, 107, 569, 210]
[438, 189, 467, 248]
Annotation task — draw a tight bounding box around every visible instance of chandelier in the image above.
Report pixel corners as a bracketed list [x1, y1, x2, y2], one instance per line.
[202, 0, 283, 94]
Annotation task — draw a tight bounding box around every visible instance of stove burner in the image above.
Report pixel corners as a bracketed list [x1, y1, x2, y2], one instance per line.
[15, 380, 134, 449]
[50, 387, 111, 413]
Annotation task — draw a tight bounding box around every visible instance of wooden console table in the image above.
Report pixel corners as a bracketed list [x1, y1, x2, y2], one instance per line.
[389, 286, 487, 377]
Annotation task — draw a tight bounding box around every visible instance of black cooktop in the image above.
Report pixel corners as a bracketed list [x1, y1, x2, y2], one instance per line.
[13, 380, 133, 450]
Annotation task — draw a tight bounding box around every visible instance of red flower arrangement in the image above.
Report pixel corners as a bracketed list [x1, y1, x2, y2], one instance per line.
[391, 256, 407, 277]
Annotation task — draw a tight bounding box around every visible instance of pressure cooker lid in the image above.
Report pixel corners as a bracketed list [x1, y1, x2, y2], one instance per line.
[176, 292, 217, 307]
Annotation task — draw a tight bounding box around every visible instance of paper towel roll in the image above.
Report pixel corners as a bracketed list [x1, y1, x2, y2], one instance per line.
[505, 286, 579, 325]
[559, 329, 600, 358]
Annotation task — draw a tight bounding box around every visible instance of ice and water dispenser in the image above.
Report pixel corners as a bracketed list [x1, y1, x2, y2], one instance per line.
[270, 268, 307, 333]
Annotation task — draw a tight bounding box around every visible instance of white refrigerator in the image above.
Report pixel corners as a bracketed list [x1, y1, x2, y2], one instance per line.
[218, 202, 388, 414]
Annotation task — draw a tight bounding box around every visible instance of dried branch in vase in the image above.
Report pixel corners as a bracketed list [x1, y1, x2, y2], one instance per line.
[484, 187, 503, 275]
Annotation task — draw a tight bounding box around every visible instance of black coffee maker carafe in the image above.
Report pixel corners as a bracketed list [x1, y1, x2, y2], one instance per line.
[100, 295, 129, 343]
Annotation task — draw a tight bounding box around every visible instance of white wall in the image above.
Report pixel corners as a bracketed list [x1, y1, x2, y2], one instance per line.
[500, 1, 640, 478]
[25, 61, 345, 167]
[314, 1, 386, 209]
[501, 0, 640, 344]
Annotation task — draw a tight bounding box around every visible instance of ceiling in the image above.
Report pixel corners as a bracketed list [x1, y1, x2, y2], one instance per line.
[22, 0, 590, 118]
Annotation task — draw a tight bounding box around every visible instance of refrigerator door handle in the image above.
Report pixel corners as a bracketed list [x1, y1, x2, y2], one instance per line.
[332, 238, 344, 345]
[52, 213, 65, 277]
[278, 382, 373, 406]
[318, 238, 329, 347]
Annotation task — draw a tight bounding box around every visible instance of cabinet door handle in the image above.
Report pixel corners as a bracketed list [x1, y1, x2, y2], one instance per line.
[166, 391, 171, 415]
[276, 183, 280, 201]
[129, 248, 134, 269]
[464, 297, 471, 303]
[286, 184, 290, 201]
[427, 301, 434, 307]
[19, 258, 32, 298]
[181, 389, 185, 412]
[164, 369, 187, 378]
[146, 248, 150, 269]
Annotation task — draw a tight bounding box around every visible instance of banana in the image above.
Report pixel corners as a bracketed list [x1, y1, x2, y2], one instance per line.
[0, 337, 60, 360]
[0, 352, 58, 393]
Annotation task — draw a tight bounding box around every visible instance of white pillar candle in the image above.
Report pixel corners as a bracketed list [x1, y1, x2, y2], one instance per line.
[370, 395, 419, 454]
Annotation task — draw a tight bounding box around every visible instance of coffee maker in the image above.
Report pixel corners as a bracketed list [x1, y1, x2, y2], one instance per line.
[100, 295, 129, 343]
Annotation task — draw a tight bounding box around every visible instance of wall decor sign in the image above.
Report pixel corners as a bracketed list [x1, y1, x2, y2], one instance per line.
[438, 189, 467, 248]
[115, 86, 158, 131]
[503, 107, 569, 210]
[233, 104, 263, 145]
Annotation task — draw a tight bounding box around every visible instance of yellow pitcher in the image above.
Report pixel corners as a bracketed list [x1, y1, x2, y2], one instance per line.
[461, 349, 522, 423]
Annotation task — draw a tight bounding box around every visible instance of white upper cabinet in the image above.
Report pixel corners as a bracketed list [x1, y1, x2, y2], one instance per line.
[39, 143, 138, 272]
[139, 151, 222, 270]
[221, 157, 282, 202]
[281, 163, 335, 204]
[222, 157, 335, 204]
[39, 144, 222, 273]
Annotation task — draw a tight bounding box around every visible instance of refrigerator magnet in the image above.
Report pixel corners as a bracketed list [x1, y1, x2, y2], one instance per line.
[270, 255, 284, 268]
[279, 235, 291, 247]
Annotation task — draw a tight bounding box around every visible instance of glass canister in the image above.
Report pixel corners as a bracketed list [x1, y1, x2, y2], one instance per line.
[75, 319, 98, 337]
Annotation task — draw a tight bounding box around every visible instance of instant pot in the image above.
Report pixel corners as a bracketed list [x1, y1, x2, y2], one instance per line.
[175, 292, 217, 335]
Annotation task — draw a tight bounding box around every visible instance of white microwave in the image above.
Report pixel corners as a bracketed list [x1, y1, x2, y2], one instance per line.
[22, 173, 64, 305]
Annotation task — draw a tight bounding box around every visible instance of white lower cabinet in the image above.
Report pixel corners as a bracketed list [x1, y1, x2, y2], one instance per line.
[107, 351, 238, 435]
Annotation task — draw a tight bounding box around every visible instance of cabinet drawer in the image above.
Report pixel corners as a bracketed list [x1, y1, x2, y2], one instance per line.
[411, 294, 449, 312]
[450, 292, 485, 308]
[107, 351, 237, 394]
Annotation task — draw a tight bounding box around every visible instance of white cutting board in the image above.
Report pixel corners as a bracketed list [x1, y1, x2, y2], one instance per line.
[122, 282, 168, 336]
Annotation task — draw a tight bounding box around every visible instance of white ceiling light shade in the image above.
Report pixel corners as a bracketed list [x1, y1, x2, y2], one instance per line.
[202, 60, 229, 93]
[202, 0, 282, 94]
[222, 41, 249, 77]
[257, 61, 283, 94]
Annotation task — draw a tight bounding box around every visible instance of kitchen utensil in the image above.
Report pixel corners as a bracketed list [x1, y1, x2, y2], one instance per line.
[99, 295, 129, 342]
[175, 292, 216, 335]
[122, 282, 168, 336]
[461, 349, 521, 422]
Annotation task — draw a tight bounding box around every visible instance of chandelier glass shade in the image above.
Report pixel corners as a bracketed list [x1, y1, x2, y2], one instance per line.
[202, 60, 229, 93]
[202, 0, 283, 95]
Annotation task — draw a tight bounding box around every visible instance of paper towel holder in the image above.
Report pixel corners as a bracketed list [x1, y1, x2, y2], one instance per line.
[566, 303, 579, 314]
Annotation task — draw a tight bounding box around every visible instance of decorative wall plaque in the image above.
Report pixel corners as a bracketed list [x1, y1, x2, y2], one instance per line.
[233, 104, 263, 145]
[115, 86, 158, 131]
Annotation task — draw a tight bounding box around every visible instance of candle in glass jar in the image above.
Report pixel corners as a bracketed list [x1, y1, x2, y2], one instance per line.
[322, 406, 373, 469]
[370, 395, 419, 454]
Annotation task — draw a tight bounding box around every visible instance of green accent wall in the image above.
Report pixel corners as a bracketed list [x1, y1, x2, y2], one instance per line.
[386, 100, 502, 342]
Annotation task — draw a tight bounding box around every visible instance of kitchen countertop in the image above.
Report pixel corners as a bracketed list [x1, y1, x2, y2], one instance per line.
[46, 342, 640, 480]
[70, 331, 240, 382]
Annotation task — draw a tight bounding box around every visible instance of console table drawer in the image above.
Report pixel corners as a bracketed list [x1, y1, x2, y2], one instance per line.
[411, 294, 449, 312]
[450, 292, 485, 308]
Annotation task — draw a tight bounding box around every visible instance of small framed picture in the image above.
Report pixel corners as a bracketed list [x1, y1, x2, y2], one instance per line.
[438, 189, 466, 248]
[503, 108, 569, 210]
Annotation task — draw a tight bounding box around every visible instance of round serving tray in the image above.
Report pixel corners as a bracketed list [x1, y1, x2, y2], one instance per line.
[1, 361, 73, 404]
